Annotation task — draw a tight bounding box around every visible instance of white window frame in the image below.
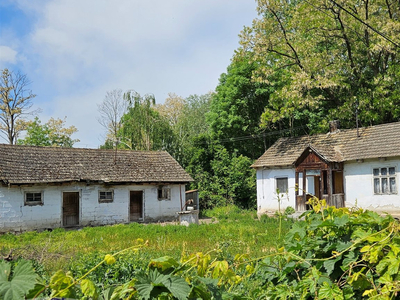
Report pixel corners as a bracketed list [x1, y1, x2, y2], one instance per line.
[373, 167, 397, 195]
[99, 190, 114, 203]
[25, 191, 43, 206]
[275, 177, 288, 194]
[158, 186, 171, 201]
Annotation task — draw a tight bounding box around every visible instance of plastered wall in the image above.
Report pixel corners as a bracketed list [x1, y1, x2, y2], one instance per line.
[0, 183, 185, 233]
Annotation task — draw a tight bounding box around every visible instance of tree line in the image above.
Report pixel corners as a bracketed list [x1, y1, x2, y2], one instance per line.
[1, 0, 399, 209]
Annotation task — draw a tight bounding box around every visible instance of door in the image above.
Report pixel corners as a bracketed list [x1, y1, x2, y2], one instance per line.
[130, 191, 143, 221]
[63, 192, 79, 227]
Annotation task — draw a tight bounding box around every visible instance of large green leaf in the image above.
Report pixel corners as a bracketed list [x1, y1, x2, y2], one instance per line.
[0, 260, 38, 300]
[136, 269, 190, 300]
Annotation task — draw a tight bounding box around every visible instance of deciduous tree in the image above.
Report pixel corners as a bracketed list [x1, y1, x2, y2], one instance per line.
[0, 68, 38, 144]
[18, 117, 79, 147]
[237, 0, 400, 132]
[97, 89, 127, 149]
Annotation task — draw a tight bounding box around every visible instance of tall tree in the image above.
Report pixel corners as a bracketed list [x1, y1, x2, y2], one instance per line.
[237, 0, 400, 132]
[0, 69, 38, 144]
[18, 117, 79, 147]
[119, 90, 174, 151]
[97, 89, 127, 149]
[207, 57, 272, 159]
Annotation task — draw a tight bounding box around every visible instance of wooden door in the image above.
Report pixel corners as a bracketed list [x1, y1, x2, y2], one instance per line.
[63, 192, 79, 227]
[130, 191, 143, 221]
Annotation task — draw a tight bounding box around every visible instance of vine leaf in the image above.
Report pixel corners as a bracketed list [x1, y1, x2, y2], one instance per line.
[0, 260, 38, 300]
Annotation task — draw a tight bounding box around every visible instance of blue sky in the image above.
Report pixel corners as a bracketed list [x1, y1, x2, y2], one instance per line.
[0, 0, 257, 148]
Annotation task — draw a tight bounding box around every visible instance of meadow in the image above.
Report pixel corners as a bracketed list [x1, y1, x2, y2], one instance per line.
[0, 206, 292, 274]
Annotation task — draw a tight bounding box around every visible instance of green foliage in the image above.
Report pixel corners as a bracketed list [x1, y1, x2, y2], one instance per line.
[17, 116, 79, 147]
[119, 90, 174, 151]
[0, 260, 39, 300]
[187, 144, 256, 209]
[5, 202, 400, 299]
[237, 0, 400, 132]
[256, 199, 400, 299]
[208, 56, 273, 159]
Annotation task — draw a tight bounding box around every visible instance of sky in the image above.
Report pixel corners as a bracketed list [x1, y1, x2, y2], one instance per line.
[0, 0, 258, 148]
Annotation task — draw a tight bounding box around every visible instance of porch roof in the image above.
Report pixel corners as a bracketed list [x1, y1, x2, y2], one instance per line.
[0, 144, 193, 185]
[252, 121, 400, 168]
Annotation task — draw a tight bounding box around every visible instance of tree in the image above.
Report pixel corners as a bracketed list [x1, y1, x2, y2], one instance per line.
[119, 90, 174, 151]
[207, 57, 272, 159]
[97, 89, 127, 149]
[18, 117, 79, 147]
[0, 68, 38, 144]
[237, 0, 400, 132]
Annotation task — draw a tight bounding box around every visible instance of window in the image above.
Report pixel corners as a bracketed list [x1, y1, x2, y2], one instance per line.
[373, 167, 397, 194]
[276, 177, 288, 194]
[158, 186, 171, 200]
[99, 191, 113, 203]
[25, 192, 43, 206]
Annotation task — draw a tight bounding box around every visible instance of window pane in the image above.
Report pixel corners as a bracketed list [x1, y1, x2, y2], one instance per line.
[389, 167, 395, 175]
[276, 178, 288, 193]
[373, 168, 379, 176]
[382, 178, 388, 193]
[390, 177, 396, 193]
[26, 193, 41, 202]
[381, 168, 387, 176]
[374, 178, 380, 194]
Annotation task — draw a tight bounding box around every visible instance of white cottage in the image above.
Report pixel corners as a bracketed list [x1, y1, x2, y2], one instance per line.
[252, 121, 400, 217]
[0, 144, 193, 233]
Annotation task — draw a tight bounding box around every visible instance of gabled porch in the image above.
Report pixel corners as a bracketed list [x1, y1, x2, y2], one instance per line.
[294, 147, 345, 211]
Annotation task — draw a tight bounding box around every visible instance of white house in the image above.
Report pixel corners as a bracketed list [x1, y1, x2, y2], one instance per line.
[0, 144, 193, 233]
[252, 121, 400, 217]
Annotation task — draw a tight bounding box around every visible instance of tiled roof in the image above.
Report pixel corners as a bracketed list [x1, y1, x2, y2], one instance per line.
[252, 121, 400, 168]
[0, 144, 193, 184]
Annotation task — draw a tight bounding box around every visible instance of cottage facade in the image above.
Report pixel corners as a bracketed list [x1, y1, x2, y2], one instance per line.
[252, 122, 400, 216]
[0, 145, 193, 232]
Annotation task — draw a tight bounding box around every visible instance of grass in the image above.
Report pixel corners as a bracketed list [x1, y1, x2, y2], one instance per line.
[0, 206, 294, 277]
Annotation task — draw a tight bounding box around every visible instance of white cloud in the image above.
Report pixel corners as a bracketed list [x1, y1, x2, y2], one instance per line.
[5, 0, 257, 147]
[0, 45, 17, 64]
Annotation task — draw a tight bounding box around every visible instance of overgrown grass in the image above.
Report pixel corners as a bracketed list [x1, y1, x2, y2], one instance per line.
[0, 205, 293, 278]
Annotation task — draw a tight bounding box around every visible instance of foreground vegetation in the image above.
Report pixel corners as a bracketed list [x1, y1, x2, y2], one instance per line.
[1, 201, 400, 299]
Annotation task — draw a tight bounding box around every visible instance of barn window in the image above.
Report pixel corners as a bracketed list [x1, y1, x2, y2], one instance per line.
[99, 191, 114, 203]
[276, 177, 288, 194]
[158, 186, 171, 200]
[25, 192, 43, 206]
[373, 167, 397, 194]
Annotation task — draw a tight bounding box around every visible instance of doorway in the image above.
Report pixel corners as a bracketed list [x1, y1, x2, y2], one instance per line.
[62, 192, 79, 227]
[130, 191, 143, 221]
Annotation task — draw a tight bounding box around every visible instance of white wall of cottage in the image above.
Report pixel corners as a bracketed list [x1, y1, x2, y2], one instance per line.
[256, 168, 297, 214]
[256, 157, 400, 216]
[344, 158, 400, 214]
[0, 183, 185, 232]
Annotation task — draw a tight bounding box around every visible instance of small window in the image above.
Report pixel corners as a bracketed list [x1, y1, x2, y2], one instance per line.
[158, 186, 171, 200]
[25, 192, 43, 206]
[276, 177, 288, 194]
[99, 191, 113, 203]
[373, 167, 397, 195]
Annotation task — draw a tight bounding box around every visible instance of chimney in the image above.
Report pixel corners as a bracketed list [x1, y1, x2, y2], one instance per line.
[329, 120, 340, 133]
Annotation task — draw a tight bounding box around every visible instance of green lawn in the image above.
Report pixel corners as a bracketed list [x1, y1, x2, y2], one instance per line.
[0, 206, 293, 275]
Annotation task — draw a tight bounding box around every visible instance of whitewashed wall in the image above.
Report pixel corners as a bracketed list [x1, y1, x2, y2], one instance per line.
[256, 168, 296, 214]
[0, 183, 185, 233]
[344, 158, 400, 214]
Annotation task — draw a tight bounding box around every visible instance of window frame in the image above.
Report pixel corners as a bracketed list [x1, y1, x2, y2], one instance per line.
[98, 190, 114, 203]
[158, 186, 171, 201]
[373, 166, 397, 195]
[275, 177, 289, 194]
[25, 191, 44, 206]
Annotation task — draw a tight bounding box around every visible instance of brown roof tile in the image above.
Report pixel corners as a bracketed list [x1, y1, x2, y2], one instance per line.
[0, 144, 193, 184]
[252, 121, 400, 168]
